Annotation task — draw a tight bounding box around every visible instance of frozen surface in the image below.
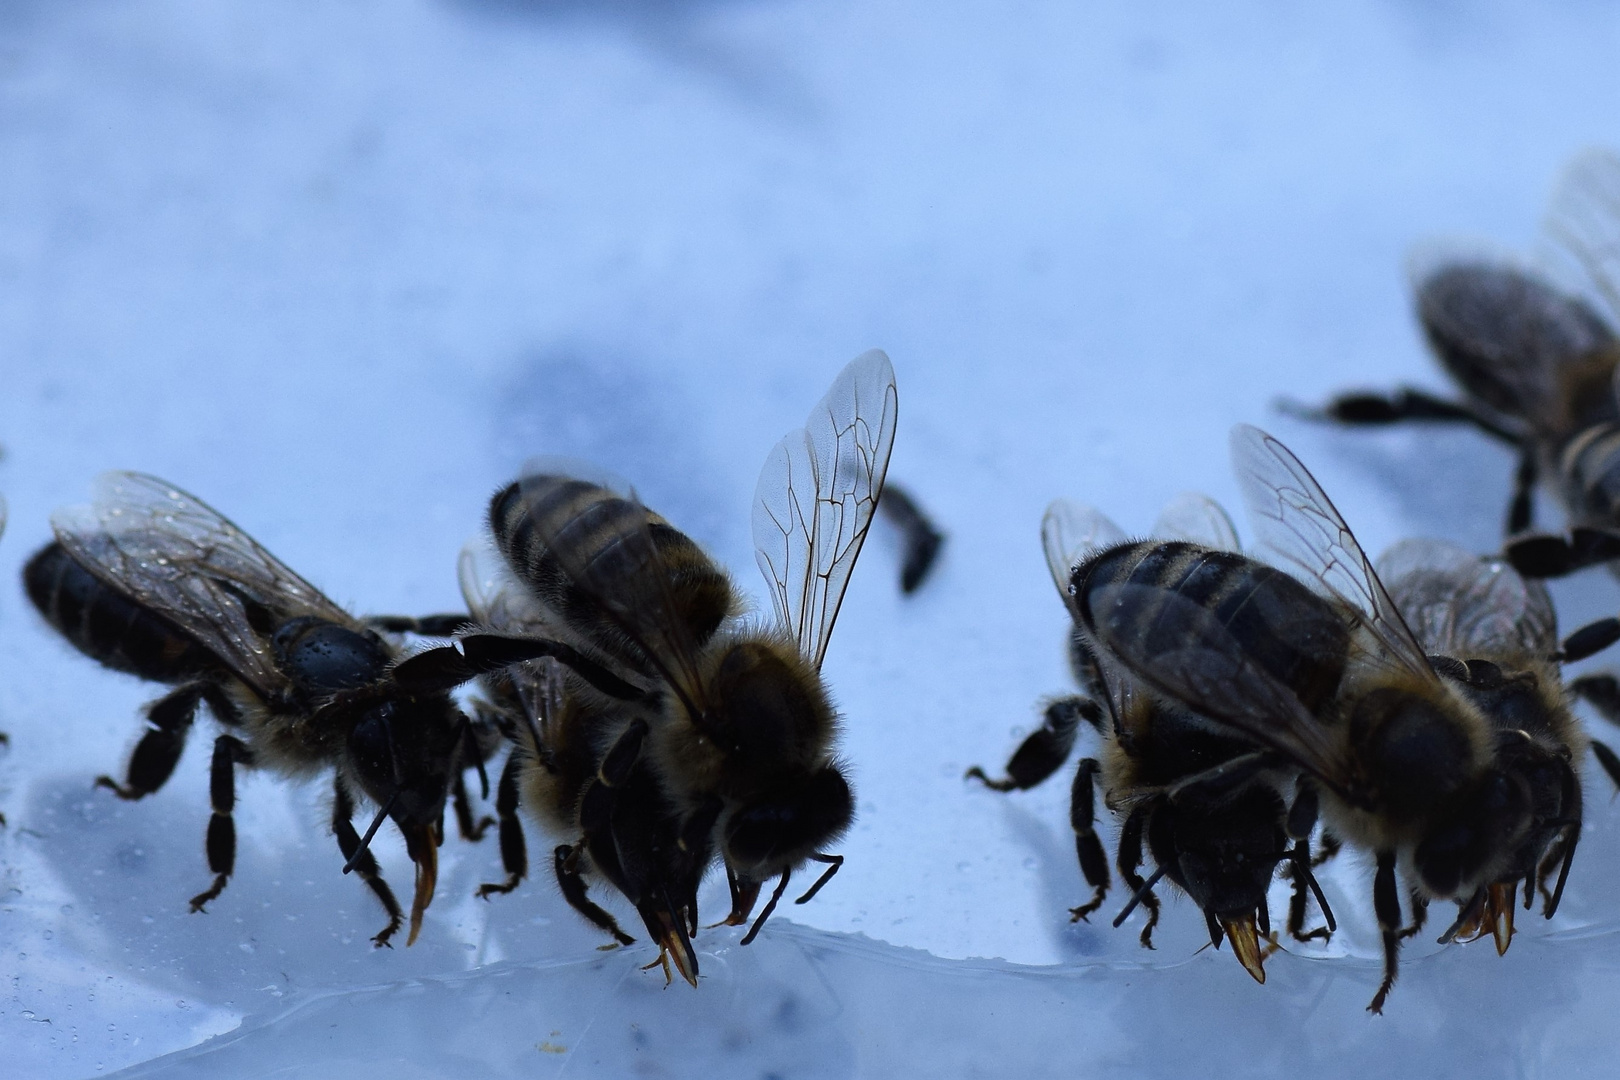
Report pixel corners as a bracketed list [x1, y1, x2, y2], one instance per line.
[3, 0, 1620, 1076]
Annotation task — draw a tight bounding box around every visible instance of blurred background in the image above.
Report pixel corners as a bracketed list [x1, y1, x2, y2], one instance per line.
[3, 1, 1620, 1076]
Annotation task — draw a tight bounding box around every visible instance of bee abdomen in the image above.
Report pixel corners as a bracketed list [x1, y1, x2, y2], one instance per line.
[491, 477, 732, 654]
[1077, 541, 1349, 713]
[24, 541, 218, 683]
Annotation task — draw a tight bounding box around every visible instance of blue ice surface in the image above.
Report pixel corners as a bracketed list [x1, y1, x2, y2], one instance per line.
[3, 0, 1620, 1076]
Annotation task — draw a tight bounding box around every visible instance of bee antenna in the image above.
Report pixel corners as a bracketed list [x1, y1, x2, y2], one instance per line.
[795, 852, 844, 905]
[342, 791, 400, 875]
[739, 869, 793, 946]
[1112, 866, 1168, 928]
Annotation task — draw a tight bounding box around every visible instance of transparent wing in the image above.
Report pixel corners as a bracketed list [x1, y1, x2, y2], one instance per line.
[1087, 579, 1347, 791]
[1230, 425, 1437, 683]
[1376, 538, 1557, 658]
[52, 472, 352, 695]
[458, 538, 551, 637]
[1543, 148, 1620, 323]
[509, 464, 708, 710]
[1151, 492, 1241, 552]
[753, 349, 899, 670]
[1040, 499, 1126, 600]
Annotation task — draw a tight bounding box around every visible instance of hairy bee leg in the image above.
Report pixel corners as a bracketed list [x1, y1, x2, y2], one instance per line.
[1286, 842, 1334, 943]
[332, 775, 405, 948]
[1115, 805, 1160, 948]
[363, 613, 468, 637]
[450, 771, 495, 842]
[189, 735, 254, 912]
[1368, 851, 1401, 1015]
[965, 696, 1095, 791]
[876, 484, 946, 594]
[1277, 388, 1523, 444]
[96, 682, 211, 800]
[1067, 757, 1110, 921]
[477, 754, 528, 898]
[1312, 831, 1342, 868]
[1508, 528, 1620, 581]
[554, 844, 634, 947]
[1556, 617, 1620, 663]
[1398, 891, 1428, 940]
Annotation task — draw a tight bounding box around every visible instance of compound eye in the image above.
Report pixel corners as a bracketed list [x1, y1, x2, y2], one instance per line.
[725, 766, 852, 875]
[348, 703, 399, 789]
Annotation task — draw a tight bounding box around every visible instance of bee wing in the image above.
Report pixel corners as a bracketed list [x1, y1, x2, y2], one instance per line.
[1041, 499, 1126, 600]
[753, 349, 898, 670]
[458, 538, 550, 636]
[1543, 148, 1620, 323]
[51, 472, 352, 696]
[1087, 578, 1347, 789]
[1230, 425, 1438, 684]
[1376, 538, 1557, 658]
[1151, 492, 1241, 552]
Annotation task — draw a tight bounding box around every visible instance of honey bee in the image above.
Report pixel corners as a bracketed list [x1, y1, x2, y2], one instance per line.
[968, 492, 1336, 984]
[23, 473, 481, 946]
[1285, 149, 1620, 583]
[1066, 426, 1595, 1012]
[450, 540, 713, 985]
[396, 349, 898, 984]
[1373, 537, 1596, 956]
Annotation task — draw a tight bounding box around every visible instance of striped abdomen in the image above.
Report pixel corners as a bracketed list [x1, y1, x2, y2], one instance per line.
[24, 542, 219, 683]
[1074, 541, 1349, 716]
[489, 477, 733, 673]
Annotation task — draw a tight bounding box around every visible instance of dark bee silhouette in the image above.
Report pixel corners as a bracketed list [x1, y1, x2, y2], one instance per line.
[1374, 537, 1604, 957]
[450, 542, 714, 985]
[397, 349, 898, 984]
[1286, 149, 1620, 582]
[968, 493, 1335, 984]
[1065, 427, 1592, 1012]
[877, 483, 945, 593]
[23, 473, 481, 947]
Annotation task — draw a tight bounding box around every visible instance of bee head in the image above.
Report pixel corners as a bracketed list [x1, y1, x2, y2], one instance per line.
[721, 764, 853, 882]
[1152, 786, 1286, 921]
[346, 696, 461, 831]
[1413, 767, 1534, 899]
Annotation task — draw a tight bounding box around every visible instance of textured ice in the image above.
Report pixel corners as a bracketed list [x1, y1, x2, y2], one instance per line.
[5, 0, 1620, 1076]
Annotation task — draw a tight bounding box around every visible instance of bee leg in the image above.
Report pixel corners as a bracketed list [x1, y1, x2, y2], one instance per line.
[331, 775, 405, 948]
[1536, 823, 1580, 917]
[553, 844, 634, 947]
[1312, 831, 1342, 868]
[1283, 779, 1333, 941]
[1508, 528, 1620, 581]
[1067, 758, 1110, 922]
[1507, 446, 1537, 535]
[451, 771, 495, 842]
[1368, 851, 1401, 1015]
[363, 613, 468, 637]
[740, 868, 792, 946]
[1554, 617, 1620, 662]
[1115, 805, 1160, 948]
[476, 753, 528, 898]
[876, 484, 946, 594]
[95, 682, 211, 800]
[1398, 891, 1428, 940]
[718, 863, 763, 927]
[188, 735, 254, 912]
[965, 696, 1095, 791]
[1277, 388, 1523, 444]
